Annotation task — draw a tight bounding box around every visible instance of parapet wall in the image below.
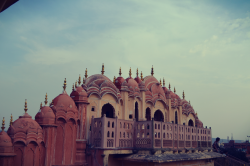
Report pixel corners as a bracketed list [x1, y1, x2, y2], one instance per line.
[91, 116, 212, 150]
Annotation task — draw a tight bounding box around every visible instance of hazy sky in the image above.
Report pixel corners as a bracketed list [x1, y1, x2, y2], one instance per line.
[0, 1, 250, 140]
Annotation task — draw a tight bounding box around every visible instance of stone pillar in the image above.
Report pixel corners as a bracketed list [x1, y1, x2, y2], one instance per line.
[42, 125, 57, 166]
[75, 101, 89, 165]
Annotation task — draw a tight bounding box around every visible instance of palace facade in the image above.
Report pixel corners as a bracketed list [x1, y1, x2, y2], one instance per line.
[0, 65, 221, 166]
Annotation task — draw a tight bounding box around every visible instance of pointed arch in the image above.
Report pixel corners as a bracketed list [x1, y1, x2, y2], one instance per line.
[188, 119, 194, 126]
[135, 101, 139, 121]
[154, 110, 164, 122]
[101, 103, 115, 118]
[145, 107, 151, 121]
[175, 111, 178, 124]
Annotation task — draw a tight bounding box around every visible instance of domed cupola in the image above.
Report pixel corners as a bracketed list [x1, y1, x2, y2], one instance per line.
[114, 67, 129, 92]
[52, 78, 78, 112]
[70, 76, 88, 103]
[0, 117, 13, 154]
[126, 68, 139, 90]
[134, 68, 142, 84]
[8, 100, 43, 145]
[35, 93, 55, 125]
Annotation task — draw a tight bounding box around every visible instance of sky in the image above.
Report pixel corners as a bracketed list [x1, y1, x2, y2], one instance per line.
[0, 0, 250, 141]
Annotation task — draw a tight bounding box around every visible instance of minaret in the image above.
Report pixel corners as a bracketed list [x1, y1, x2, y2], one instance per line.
[1, 117, 5, 131]
[151, 65, 154, 76]
[78, 75, 81, 85]
[163, 78, 165, 87]
[119, 67, 122, 77]
[136, 68, 139, 77]
[85, 68, 88, 79]
[129, 67, 132, 77]
[10, 114, 13, 127]
[101, 63, 105, 75]
[140, 71, 143, 81]
[72, 84, 75, 91]
[169, 83, 171, 90]
[63, 78, 67, 92]
[160, 79, 162, 86]
[183, 91, 185, 99]
[113, 76, 116, 84]
[174, 87, 176, 93]
[45, 93, 48, 105]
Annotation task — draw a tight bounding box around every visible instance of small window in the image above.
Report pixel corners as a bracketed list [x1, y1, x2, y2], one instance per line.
[129, 114, 133, 119]
[91, 107, 95, 111]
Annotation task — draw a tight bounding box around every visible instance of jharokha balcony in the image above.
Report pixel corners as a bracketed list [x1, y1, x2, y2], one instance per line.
[90, 115, 212, 150]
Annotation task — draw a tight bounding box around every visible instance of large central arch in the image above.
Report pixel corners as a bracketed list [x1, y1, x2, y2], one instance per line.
[101, 103, 115, 118]
[154, 110, 164, 122]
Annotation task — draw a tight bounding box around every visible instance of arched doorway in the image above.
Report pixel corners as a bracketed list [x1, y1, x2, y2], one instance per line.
[188, 119, 194, 126]
[154, 110, 164, 122]
[175, 111, 178, 124]
[135, 102, 139, 121]
[145, 107, 151, 121]
[102, 103, 115, 118]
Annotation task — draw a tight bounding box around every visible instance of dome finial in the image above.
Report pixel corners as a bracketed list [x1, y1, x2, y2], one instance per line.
[189, 100, 190, 104]
[85, 68, 88, 79]
[163, 78, 165, 87]
[63, 78, 67, 91]
[75, 81, 77, 88]
[183, 91, 185, 99]
[169, 83, 171, 90]
[151, 65, 154, 76]
[119, 67, 122, 76]
[174, 87, 176, 93]
[129, 67, 132, 77]
[160, 79, 162, 86]
[45, 93, 48, 105]
[83, 77, 85, 84]
[1, 117, 5, 131]
[40, 102, 42, 109]
[140, 71, 143, 81]
[101, 63, 105, 75]
[24, 99, 28, 113]
[51, 99, 54, 106]
[72, 83, 75, 91]
[136, 68, 139, 77]
[10, 114, 13, 127]
[78, 74, 81, 85]
[113, 76, 116, 84]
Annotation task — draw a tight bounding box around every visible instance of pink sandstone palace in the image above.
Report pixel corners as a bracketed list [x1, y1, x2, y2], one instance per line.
[0, 65, 222, 166]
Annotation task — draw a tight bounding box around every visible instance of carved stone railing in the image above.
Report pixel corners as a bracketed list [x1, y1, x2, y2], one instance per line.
[91, 116, 212, 150]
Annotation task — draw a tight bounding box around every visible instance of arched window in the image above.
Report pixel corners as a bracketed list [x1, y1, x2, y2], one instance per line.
[101, 103, 115, 118]
[188, 119, 194, 126]
[107, 131, 110, 137]
[145, 107, 151, 121]
[175, 111, 178, 124]
[112, 122, 114, 128]
[154, 110, 164, 122]
[135, 101, 139, 121]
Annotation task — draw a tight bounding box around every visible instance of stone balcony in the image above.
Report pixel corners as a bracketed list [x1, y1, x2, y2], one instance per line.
[90, 116, 212, 151]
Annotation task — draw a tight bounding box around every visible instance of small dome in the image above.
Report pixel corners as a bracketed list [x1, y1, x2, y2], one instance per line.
[126, 77, 139, 89]
[70, 86, 88, 102]
[53, 92, 77, 112]
[115, 77, 125, 90]
[85, 74, 112, 87]
[35, 106, 55, 125]
[8, 113, 42, 137]
[134, 77, 142, 84]
[0, 131, 12, 147]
